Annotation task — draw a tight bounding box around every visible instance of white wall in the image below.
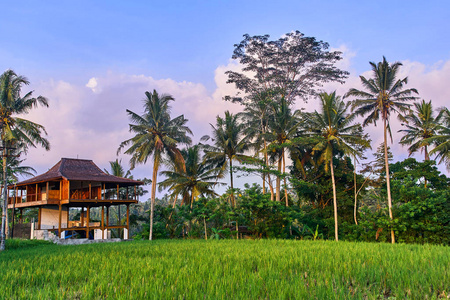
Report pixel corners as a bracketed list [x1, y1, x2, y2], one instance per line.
[40, 205, 68, 229]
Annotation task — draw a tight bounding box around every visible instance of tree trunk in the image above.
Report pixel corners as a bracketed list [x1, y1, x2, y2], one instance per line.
[276, 157, 281, 202]
[229, 159, 235, 207]
[1, 143, 7, 251]
[383, 117, 395, 244]
[330, 159, 338, 242]
[353, 156, 358, 226]
[282, 149, 288, 207]
[204, 217, 208, 240]
[149, 158, 158, 241]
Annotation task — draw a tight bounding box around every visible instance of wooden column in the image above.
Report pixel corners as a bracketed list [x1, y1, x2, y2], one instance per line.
[101, 206, 105, 239]
[19, 208, 23, 224]
[81, 206, 84, 227]
[68, 181, 71, 200]
[15, 186, 18, 204]
[126, 204, 130, 239]
[116, 184, 119, 200]
[58, 204, 62, 238]
[106, 206, 109, 227]
[59, 181, 62, 200]
[37, 207, 42, 230]
[35, 184, 38, 201]
[86, 206, 90, 239]
[89, 183, 92, 200]
[46, 182, 49, 200]
[66, 206, 70, 229]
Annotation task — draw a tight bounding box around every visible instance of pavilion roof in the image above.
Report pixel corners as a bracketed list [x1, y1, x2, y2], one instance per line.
[14, 158, 143, 187]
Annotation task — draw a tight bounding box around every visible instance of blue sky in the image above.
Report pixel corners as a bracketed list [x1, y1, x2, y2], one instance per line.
[1, 1, 450, 189]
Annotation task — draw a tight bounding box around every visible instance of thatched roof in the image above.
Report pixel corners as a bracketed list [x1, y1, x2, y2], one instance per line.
[15, 158, 143, 187]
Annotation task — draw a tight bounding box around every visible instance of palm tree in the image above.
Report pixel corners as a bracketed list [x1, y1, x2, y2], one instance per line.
[201, 111, 248, 207]
[239, 92, 274, 197]
[159, 144, 225, 208]
[304, 91, 369, 241]
[118, 90, 192, 240]
[266, 97, 302, 205]
[0, 70, 50, 251]
[104, 159, 131, 227]
[344, 57, 418, 243]
[428, 107, 450, 170]
[399, 100, 440, 161]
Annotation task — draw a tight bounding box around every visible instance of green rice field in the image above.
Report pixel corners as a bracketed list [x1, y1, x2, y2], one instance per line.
[1, 239, 449, 299]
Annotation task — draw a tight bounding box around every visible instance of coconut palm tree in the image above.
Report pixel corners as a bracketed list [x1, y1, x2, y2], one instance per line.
[428, 107, 450, 170]
[304, 91, 369, 241]
[0, 70, 50, 251]
[159, 144, 225, 208]
[118, 90, 192, 240]
[201, 111, 248, 207]
[399, 100, 440, 161]
[344, 57, 418, 243]
[266, 97, 302, 205]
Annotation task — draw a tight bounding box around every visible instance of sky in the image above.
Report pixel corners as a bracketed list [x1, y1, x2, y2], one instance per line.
[1, 0, 450, 195]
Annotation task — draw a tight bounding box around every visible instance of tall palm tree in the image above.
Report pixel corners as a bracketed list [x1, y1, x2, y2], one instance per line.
[118, 90, 192, 240]
[159, 144, 225, 208]
[399, 100, 440, 161]
[0, 70, 50, 251]
[201, 111, 248, 207]
[104, 159, 131, 226]
[266, 97, 302, 205]
[344, 57, 418, 243]
[305, 91, 369, 241]
[239, 92, 274, 197]
[428, 107, 450, 170]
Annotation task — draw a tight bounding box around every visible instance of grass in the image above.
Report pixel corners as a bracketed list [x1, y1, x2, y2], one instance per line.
[1, 239, 449, 299]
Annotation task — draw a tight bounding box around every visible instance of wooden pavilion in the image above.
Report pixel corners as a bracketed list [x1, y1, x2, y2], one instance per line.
[7, 158, 143, 239]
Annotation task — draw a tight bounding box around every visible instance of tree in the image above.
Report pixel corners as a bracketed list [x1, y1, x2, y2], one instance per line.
[0, 70, 50, 251]
[428, 107, 450, 170]
[202, 111, 248, 207]
[159, 144, 225, 208]
[304, 91, 369, 241]
[118, 90, 192, 240]
[399, 100, 440, 161]
[266, 97, 302, 205]
[225, 31, 349, 105]
[345, 57, 419, 243]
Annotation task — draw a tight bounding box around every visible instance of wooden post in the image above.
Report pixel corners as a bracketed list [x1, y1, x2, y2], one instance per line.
[58, 204, 62, 238]
[116, 184, 119, 200]
[106, 206, 109, 226]
[19, 208, 23, 224]
[15, 186, 18, 204]
[86, 206, 90, 239]
[46, 182, 49, 200]
[126, 204, 130, 239]
[66, 206, 70, 229]
[20, 188, 23, 204]
[102, 183, 105, 200]
[35, 184, 38, 201]
[37, 207, 42, 230]
[68, 181, 71, 200]
[81, 206, 84, 227]
[101, 206, 105, 239]
[89, 183, 92, 200]
[59, 181, 62, 200]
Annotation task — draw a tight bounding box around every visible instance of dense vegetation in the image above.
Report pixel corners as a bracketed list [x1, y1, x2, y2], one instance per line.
[1, 239, 449, 299]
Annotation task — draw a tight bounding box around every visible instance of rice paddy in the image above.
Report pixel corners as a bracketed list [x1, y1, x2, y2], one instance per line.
[1, 239, 449, 299]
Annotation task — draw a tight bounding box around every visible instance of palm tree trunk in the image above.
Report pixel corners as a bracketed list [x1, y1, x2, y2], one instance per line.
[424, 145, 429, 161]
[282, 150, 288, 207]
[229, 159, 235, 207]
[330, 159, 338, 241]
[276, 156, 281, 202]
[353, 156, 358, 225]
[383, 117, 395, 244]
[204, 216, 207, 240]
[149, 158, 158, 241]
[1, 143, 8, 251]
